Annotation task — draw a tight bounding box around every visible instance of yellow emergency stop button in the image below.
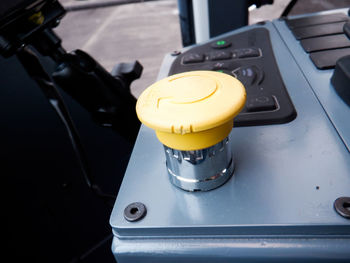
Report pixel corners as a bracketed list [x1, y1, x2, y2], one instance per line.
[136, 71, 246, 150]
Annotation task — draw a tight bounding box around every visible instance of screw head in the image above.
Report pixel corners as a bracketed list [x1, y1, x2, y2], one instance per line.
[171, 50, 181, 56]
[334, 197, 350, 219]
[124, 202, 147, 222]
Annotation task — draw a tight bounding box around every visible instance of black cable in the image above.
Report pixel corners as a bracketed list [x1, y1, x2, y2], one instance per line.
[17, 46, 116, 205]
[280, 0, 298, 18]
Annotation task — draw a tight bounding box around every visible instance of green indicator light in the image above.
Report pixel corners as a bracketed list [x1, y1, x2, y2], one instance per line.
[216, 70, 224, 73]
[216, 40, 226, 45]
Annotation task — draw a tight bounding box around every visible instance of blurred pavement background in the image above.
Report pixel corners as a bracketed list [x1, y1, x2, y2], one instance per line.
[55, 0, 350, 97]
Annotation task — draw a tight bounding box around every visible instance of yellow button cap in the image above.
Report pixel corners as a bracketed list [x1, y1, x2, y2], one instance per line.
[136, 71, 246, 150]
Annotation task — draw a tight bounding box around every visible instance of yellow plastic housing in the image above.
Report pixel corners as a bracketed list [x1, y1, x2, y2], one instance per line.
[136, 71, 246, 150]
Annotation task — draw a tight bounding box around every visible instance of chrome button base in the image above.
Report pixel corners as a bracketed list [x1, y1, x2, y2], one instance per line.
[164, 137, 234, 191]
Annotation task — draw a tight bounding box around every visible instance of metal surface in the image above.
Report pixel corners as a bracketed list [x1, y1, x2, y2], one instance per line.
[165, 137, 234, 191]
[112, 237, 350, 263]
[192, 0, 210, 43]
[110, 8, 350, 263]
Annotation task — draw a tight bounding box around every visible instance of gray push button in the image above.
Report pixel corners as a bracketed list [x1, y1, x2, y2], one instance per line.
[237, 48, 260, 58]
[246, 96, 276, 112]
[209, 51, 232, 61]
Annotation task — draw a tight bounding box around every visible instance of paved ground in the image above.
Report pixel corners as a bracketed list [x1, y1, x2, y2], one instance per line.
[55, 0, 350, 97]
[56, 0, 182, 97]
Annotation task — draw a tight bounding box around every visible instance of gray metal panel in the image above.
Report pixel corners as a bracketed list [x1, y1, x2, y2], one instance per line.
[112, 237, 350, 263]
[110, 21, 350, 239]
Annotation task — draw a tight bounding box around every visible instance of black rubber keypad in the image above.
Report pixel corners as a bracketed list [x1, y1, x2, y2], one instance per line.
[287, 13, 350, 69]
[286, 13, 349, 29]
[310, 48, 350, 69]
[169, 28, 296, 127]
[182, 53, 205, 64]
[301, 34, 350, 53]
[292, 22, 346, 40]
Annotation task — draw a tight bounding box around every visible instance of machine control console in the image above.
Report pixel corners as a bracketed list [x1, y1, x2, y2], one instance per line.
[110, 9, 350, 263]
[169, 28, 296, 126]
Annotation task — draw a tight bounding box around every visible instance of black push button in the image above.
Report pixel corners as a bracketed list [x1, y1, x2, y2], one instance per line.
[344, 21, 350, 39]
[237, 48, 260, 58]
[292, 22, 345, 40]
[286, 13, 349, 29]
[310, 47, 350, 69]
[246, 96, 276, 112]
[301, 34, 350, 53]
[182, 53, 205, 64]
[331, 55, 350, 106]
[211, 40, 231, 49]
[208, 51, 232, 61]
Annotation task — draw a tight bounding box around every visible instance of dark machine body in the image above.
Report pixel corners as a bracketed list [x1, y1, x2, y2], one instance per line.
[2, 1, 140, 262]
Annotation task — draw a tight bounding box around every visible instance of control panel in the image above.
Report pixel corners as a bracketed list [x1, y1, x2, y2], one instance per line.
[169, 28, 296, 126]
[110, 9, 350, 263]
